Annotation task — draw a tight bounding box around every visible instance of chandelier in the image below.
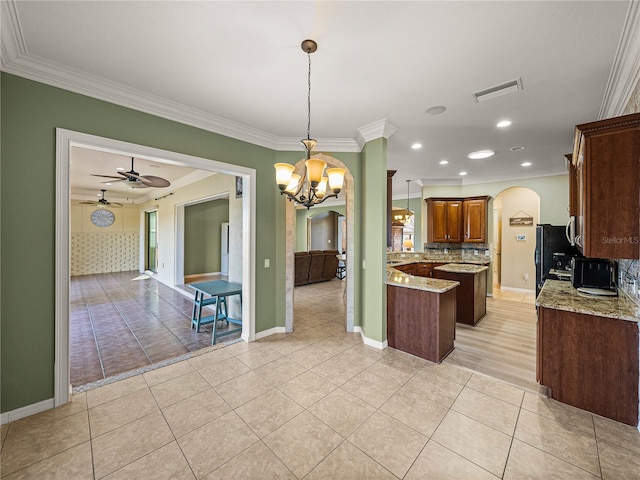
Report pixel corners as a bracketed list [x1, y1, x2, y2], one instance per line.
[274, 39, 346, 209]
[393, 179, 414, 225]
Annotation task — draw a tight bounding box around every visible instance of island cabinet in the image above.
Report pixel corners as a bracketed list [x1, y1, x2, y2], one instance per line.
[433, 264, 488, 325]
[572, 112, 640, 259]
[537, 280, 640, 426]
[387, 285, 456, 363]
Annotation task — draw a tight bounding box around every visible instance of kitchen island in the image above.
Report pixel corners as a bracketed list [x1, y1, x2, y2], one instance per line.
[433, 263, 489, 325]
[536, 280, 640, 426]
[386, 266, 459, 363]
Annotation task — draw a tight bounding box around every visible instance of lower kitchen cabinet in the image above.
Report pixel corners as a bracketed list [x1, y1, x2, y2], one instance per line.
[537, 306, 639, 426]
[433, 268, 487, 325]
[387, 285, 456, 363]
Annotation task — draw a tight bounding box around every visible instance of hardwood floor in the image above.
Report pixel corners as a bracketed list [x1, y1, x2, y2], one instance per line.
[444, 289, 539, 391]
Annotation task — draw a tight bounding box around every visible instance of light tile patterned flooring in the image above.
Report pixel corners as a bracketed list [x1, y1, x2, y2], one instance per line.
[2, 279, 640, 479]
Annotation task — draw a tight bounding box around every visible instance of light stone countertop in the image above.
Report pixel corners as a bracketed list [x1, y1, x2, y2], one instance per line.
[434, 263, 490, 274]
[536, 280, 640, 323]
[386, 266, 459, 293]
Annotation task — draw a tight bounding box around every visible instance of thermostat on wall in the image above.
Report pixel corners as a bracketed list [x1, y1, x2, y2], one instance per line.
[516, 234, 526, 241]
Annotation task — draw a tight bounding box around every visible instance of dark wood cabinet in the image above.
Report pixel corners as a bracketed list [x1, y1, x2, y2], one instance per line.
[572, 113, 640, 259]
[427, 197, 489, 244]
[433, 269, 487, 325]
[426, 199, 463, 243]
[394, 263, 417, 275]
[387, 285, 456, 363]
[414, 262, 446, 278]
[462, 197, 488, 243]
[537, 306, 639, 426]
[565, 154, 578, 217]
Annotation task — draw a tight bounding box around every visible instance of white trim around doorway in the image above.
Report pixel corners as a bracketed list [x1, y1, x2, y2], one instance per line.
[55, 128, 257, 407]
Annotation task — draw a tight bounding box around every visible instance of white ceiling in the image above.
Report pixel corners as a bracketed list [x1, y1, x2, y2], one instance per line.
[1, 1, 635, 198]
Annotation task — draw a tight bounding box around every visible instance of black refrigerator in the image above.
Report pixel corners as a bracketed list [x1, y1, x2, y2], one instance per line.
[535, 224, 577, 297]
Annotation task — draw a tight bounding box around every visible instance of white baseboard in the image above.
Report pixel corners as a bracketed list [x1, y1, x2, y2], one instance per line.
[354, 327, 388, 350]
[499, 286, 535, 294]
[1, 398, 55, 425]
[255, 326, 286, 340]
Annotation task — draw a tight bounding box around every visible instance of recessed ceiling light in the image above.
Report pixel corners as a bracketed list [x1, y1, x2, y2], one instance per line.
[439, 160, 449, 165]
[497, 120, 512, 128]
[459, 171, 468, 176]
[96, 193, 102, 197]
[411, 143, 423, 150]
[116, 167, 126, 171]
[510, 146, 525, 151]
[105, 183, 112, 185]
[425, 105, 447, 115]
[521, 162, 532, 167]
[148, 164, 160, 168]
[467, 150, 495, 159]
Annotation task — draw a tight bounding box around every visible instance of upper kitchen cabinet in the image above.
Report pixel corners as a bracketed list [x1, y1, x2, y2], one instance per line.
[463, 196, 489, 243]
[426, 199, 464, 243]
[565, 154, 579, 217]
[572, 113, 640, 259]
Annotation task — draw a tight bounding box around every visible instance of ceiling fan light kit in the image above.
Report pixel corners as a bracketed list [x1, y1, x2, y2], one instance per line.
[79, 189, 123, 207]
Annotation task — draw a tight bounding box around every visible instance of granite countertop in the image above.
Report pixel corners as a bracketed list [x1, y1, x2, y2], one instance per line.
[434, 263, 489, 274]
[536, 280, 640, 323]
[386, 267, 459, 293]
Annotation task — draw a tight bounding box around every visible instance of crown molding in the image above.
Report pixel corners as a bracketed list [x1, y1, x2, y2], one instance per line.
[599, 0, 640, 118]
[354, 119, 399, 150]
[1, 0, 366, 154]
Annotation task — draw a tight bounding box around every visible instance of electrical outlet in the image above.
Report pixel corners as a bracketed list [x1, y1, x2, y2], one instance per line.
[485, 250, 490, 256]
[444, 248, 448, 254]
[264, 259, 270, 268]
[474, 250, 479, 255]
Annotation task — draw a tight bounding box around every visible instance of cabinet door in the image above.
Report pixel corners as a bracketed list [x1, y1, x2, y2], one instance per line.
[463, 198, 487, 243]
[446, 201, 464, 242]
[566, 154, 578, 217]
[427, 200, 448, 242]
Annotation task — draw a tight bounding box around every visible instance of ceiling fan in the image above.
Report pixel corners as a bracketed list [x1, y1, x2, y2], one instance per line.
[91, 157, 171, 188]
[80, 189, 123, 207]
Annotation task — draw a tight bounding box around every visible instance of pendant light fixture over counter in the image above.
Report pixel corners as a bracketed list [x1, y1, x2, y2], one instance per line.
[393, 179, 414, 225]
[274, 39, 346, 209]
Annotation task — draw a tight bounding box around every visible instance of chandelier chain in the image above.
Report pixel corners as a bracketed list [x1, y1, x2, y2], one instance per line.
[306, 49, 312, 142]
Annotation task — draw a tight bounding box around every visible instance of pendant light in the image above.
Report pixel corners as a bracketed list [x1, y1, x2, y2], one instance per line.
[274, 39, 346, 209]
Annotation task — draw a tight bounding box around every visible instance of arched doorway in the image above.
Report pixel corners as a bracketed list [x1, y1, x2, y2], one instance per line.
[284, 154, 354, 333]
[492, 187, 540, 295]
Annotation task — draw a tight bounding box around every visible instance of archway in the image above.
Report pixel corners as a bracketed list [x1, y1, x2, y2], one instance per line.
[284, 154, 355, 332]
[492, 186, 540, 294]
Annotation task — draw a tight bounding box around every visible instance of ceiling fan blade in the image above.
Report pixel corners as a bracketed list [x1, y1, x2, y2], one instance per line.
[79, 201, 98, 205]
[141, 175, 170, 187]
[100, 179, 127, 184]
[107, 202, 124, 207]
[91, 174, 122, 179]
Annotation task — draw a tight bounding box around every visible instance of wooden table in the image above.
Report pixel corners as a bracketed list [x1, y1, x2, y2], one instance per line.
[190, 280, 242, 345]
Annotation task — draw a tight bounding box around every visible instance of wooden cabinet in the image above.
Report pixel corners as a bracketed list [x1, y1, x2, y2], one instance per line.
[414, 262, 446, 278]
[537, 306, 639, 425]
[572, 113, 640, 259]
[433, 269, 487, 325]
[394, 263, 417, 275]
[426, 199, 463, 243]
[427, 196, 489, 243]
[387, 285, 456, 363]
[565, 154, 579, 217]
[462, 197, 488, 243]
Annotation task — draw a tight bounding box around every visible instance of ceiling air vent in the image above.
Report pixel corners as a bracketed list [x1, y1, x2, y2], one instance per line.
[472, 78, 523, 103]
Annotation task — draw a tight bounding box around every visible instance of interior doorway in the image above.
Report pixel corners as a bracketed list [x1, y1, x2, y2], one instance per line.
[145, 210, 158, 273]
[55, 128, 256, 406]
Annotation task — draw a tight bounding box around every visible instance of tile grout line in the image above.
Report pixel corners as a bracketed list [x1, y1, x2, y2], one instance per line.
[79, 279, 107, 382]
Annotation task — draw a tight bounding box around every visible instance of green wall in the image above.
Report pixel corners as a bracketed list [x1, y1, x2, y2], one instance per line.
[184, 199, 229, 275]
[0, 73, 375, 412]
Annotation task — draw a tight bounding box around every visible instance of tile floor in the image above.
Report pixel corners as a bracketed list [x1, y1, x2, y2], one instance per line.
[70, 271, 239, 386]
[3, 279, 639, 479]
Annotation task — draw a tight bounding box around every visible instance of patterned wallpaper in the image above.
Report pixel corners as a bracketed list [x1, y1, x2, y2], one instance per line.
[71, 232, 139, 276]
[616, 76, 640, 305]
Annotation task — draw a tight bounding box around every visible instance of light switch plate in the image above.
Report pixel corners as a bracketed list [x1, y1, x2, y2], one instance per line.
[264, 259, 270, 268]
